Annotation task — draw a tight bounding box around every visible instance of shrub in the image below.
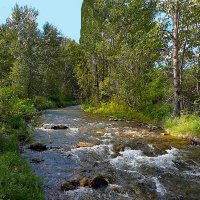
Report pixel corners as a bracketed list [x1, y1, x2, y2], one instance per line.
[0, 87, 38, 134]
[32, 96, 56, 110]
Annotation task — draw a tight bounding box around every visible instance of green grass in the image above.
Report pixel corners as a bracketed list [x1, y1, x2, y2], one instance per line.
[164, 115, 200, 138]
[83, 102, 200, 139]
[83, 102, 151, 122]
[0, 135, 44, 200]
[0, 152, 44, 200]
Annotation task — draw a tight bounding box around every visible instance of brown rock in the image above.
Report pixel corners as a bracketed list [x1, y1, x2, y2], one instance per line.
[76, 142, 96, 148]
[79, 177, 92, 187]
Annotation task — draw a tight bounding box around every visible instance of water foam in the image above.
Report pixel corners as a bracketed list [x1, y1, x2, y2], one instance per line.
[110, 147, 179, 171]
[152, 177, 167, 196]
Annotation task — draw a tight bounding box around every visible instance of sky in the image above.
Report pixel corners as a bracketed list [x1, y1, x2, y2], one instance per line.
[0, 0, 83, 42]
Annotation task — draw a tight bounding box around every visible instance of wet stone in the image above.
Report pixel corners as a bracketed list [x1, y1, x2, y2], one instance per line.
[29, 142, 47, 151]
[43, 124, 68, 130]
[61, 179, 80, 191]
[76, 142, 96, 148]
[51, 124, 68, 130]
[91, 175, 109, 189]
[79, 177, 92, 187]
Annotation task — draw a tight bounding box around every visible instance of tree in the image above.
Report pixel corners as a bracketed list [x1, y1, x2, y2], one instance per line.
[7, 5, 40, 98]
[158, 0, 200, 116]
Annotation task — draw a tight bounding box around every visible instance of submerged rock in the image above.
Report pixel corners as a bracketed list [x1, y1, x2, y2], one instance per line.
[29, 142, 47, 151]
[113, 144, 125, 153]
[91, 175, 109, 189]
[43, 124, 68, 130]
[51, 124, 68, 130]
[61, 179, 80, 191]
[76, 142, 96, 148]
[31, 158, 44, 164]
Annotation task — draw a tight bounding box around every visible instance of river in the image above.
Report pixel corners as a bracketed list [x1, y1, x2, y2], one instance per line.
[22, 106, 200, 200]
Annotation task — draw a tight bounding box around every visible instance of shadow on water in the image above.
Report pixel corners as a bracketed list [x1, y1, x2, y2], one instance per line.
[22, 106, 200, 200]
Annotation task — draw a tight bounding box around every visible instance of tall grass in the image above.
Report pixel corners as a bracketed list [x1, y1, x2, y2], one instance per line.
[165, 115, 200, 137]
[83, 102, 151, 122]
[83, 102, 200, 138]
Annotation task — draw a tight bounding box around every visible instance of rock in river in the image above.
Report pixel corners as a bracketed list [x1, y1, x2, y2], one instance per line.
[29, 142, 47, 151]
[91, 175, 109, 189]
[76, 142, 96, 148]
[43, 124, 68, 130]
[61, 179, 80, 191]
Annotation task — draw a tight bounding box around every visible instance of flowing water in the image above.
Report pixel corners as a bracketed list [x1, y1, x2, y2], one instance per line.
[22, 106, 200, 200]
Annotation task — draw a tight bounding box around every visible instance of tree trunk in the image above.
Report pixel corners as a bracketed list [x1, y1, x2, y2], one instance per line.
[93, 58, 99, 103]
[172, 1, 181, 116]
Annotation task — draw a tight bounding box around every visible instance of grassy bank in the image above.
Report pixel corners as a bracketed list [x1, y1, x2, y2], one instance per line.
[165, 115, 200, 138]
[0, 134, 44, 200]
[83, 102, 200, 139]
[0, 90, 47, 199]
[0, 87, 79, 199]
[83, 102, 152, 123]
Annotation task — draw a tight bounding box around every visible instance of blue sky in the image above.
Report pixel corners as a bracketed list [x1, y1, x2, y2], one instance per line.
[0, 0, 83, 42]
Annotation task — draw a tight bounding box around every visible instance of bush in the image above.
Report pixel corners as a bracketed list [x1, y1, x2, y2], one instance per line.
[32, 96, 56, 110]
[0, 87, 39, 133]
[0, 152, 44, 200]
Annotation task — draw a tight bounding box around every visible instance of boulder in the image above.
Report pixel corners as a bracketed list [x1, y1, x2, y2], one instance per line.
[29, 142, 47, 151]
[43, 124, 68, 130]
[91, 175, 109, 189]
[51, 124, 68, 130]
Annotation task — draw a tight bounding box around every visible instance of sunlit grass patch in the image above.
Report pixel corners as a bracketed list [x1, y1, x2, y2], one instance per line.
[165, 115, 200, 138]
[83, 102, 151, 122]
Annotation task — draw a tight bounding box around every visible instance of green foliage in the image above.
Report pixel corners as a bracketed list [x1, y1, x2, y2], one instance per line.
[0, 87, 38, 134]
[32, 96, 56, 111]
[165, 115, 200, 137]
[0, 152, 44, 200]
[0, 134, 18, 153]
[83, 102, 151, 122]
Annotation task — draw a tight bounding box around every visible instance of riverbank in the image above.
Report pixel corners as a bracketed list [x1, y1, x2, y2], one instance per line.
[0, 133, 44, 200]
[82, 103, 200, 142]
[0, 89, 77, 199]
